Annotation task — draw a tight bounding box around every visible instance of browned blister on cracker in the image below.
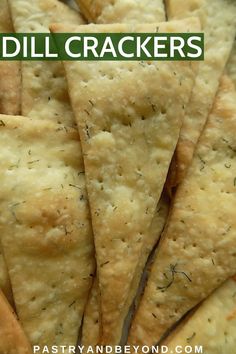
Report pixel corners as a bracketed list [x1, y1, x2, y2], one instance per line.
[0, 115, 95, 350]
[75, 0, 165, 24]
[166, 0, 236, 186]
[51, 18, 199, 345]
[128, 76, 236, 346]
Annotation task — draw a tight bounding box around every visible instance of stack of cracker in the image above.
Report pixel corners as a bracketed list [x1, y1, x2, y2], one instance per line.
[0, 1, 235, 353]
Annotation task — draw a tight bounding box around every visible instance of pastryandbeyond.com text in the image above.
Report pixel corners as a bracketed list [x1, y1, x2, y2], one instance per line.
[33, 345, 203, 354]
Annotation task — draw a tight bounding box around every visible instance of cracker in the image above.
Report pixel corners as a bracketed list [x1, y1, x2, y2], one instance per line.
[166, 0, 236, 186]
[128, 76, 236, 346]
[227, 41, 236, 88]
[8, 0, 84, 127]
[0, 291, 32, 354]
[165, 278, 236, 353]
[51, 18, 199, 345]
[82, 277, 101, 346]
[76, 0, 165, 23]
[82, 195, 169, 346]
[0, 0, 21, 115]
[0, 115, 95, 350]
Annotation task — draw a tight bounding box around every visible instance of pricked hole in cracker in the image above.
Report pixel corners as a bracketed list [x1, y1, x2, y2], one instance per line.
[161, 107, 167, 115]
[34, 70, 40, 78]
[30, 296, 36, 302]
[102, 127, 111, 133]
[99, 71, 114, 80]
[123, 120, 132, 127]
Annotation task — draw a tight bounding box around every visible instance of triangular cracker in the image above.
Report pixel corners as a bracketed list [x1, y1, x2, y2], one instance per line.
[51, 18, 199, 344]
[0, 291, 32, 354]
[0, 0, 21, 115]
[82, 195, 169, 345]
[8, 0, 84, 126]
[76, 0, 165, 23]
[128, 75, 236, 346]
[0, 115, 95, 350]
[166, 0, 236, 186]
[165, 278, 236, 353]
[227, 41, 236, 88]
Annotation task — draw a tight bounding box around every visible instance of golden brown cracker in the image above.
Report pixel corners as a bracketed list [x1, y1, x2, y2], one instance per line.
[165, 278, 236, 353]
[0, 115, 95, 351]
[166, 0, 236, 186]
[128, 76, 236, 346]
[51, 18, 198, 345]
[8, 0, 84, 126]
